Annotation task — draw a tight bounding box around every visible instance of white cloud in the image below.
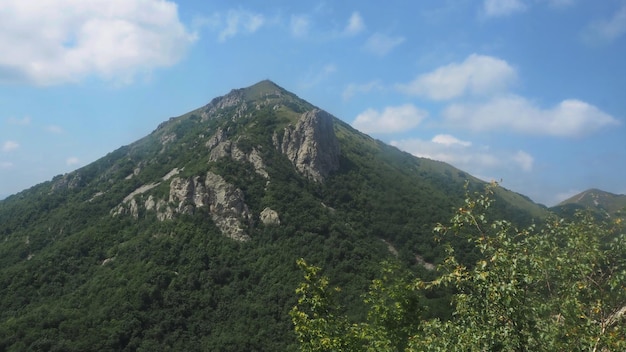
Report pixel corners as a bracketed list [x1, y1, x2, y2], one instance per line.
[66, 157, 80, 166]
[391, 137, 498, 170]
[352, 104, 428, 134]
[442, 94, 621, 136]
[0, 161, 14, 169]
[343, 12, 365, 36]
[290, 15, 311, 37]
[391, 136, 534, 175]
[483, 0, 527, 17]
[397, 54, 517, 100]
[432, 134, 472, 147]
[2, 141, 19, 152]
[7, 116, 31, 125]
[342, 80, 383, 100]
[364, 33, 405, 56]
[217, 9, 265, 42]
[582, 4, 626, 44]
[0, 0, 196, 86]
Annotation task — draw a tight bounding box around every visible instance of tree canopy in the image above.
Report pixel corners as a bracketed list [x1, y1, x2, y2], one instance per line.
[292, 183, 626, 351]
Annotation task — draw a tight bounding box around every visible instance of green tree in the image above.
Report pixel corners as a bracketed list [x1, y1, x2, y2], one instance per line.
[291, 259, 422, 352]
[292, 183, 626, 351]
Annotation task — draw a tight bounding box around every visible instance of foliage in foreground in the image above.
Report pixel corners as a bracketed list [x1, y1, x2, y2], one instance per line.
[292, 184, 626, 351]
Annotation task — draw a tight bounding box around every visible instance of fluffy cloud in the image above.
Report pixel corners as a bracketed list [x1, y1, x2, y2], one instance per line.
[391, 135, 534, 174]
[364, 33, 405, 56]
[392, 136, 497, 169]
[483, 0, 527, 17]
[432, 134, 472, 147]
[2, 141, 19, 152]
[343, 12, 365, 36]
[0, 0, 195, 86]
[582, 4, 626, 44]
[397, 54, 517, 100]
[352, 104, 428, 134]
[442, 94, 620, 136]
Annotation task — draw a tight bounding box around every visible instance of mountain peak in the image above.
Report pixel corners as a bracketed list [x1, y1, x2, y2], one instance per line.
[217, 80, 287, 104]
[111, 79, 340, 239]
[556, 188, 626, 216]
[245, 79, 284, 94]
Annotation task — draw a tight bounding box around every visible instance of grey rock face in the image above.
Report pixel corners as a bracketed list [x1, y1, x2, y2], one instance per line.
[276, 109, 340, 182]
[200, 90, 245, 121]
[247, 148, 269, 179]
[204, 172, 252, 241]
[51, 173, 83, 191]
[206, 127, 227, 150]
[260, 207, 280, 225]
[112, 171, 252, 241]
[165, 172, 252, 241]
[207, 129, 269, 179]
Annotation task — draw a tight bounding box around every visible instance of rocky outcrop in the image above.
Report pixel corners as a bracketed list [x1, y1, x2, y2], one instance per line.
[275, 109, 340, 182]
[206, 127, 227, 150]
[51, 172, 83, 191]
[112, 171, 252, 241]
[164, 172, 252, 240]
[260, 207, 280, 226]
[200, 90, 246, 121]
[206, 128, 269, 179]
[199, 80, 288, 122]
[123, 183, 159, 203]
[246, 148, 269, 179]
[204, 172, 252, 240]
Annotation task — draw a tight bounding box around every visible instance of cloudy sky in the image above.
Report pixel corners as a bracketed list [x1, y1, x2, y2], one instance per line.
[0, 0, 624, 206]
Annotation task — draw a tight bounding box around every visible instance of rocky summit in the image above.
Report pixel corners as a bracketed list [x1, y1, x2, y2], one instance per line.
[109, 81, 341, 241]
[0, 80, 546, 351]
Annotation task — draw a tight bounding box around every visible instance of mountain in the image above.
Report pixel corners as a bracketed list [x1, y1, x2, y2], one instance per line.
[552, 188, 626, 217]
[0, 80, 546, 351]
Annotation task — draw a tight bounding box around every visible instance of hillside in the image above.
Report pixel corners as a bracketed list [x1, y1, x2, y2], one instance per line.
[552, 188, 626, 217]
[0, 80, 547, 351]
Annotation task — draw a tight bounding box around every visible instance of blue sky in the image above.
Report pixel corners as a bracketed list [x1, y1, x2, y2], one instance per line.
[0, 0, 625, 206]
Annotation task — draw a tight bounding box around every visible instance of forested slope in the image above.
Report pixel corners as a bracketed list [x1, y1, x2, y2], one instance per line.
[0, 80, 547, 350]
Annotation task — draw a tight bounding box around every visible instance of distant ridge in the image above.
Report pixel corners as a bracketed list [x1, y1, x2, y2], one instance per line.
[554, 188, 626, 216]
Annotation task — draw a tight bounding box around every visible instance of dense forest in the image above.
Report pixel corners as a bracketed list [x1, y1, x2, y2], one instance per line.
[292, 185, 626, 351]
